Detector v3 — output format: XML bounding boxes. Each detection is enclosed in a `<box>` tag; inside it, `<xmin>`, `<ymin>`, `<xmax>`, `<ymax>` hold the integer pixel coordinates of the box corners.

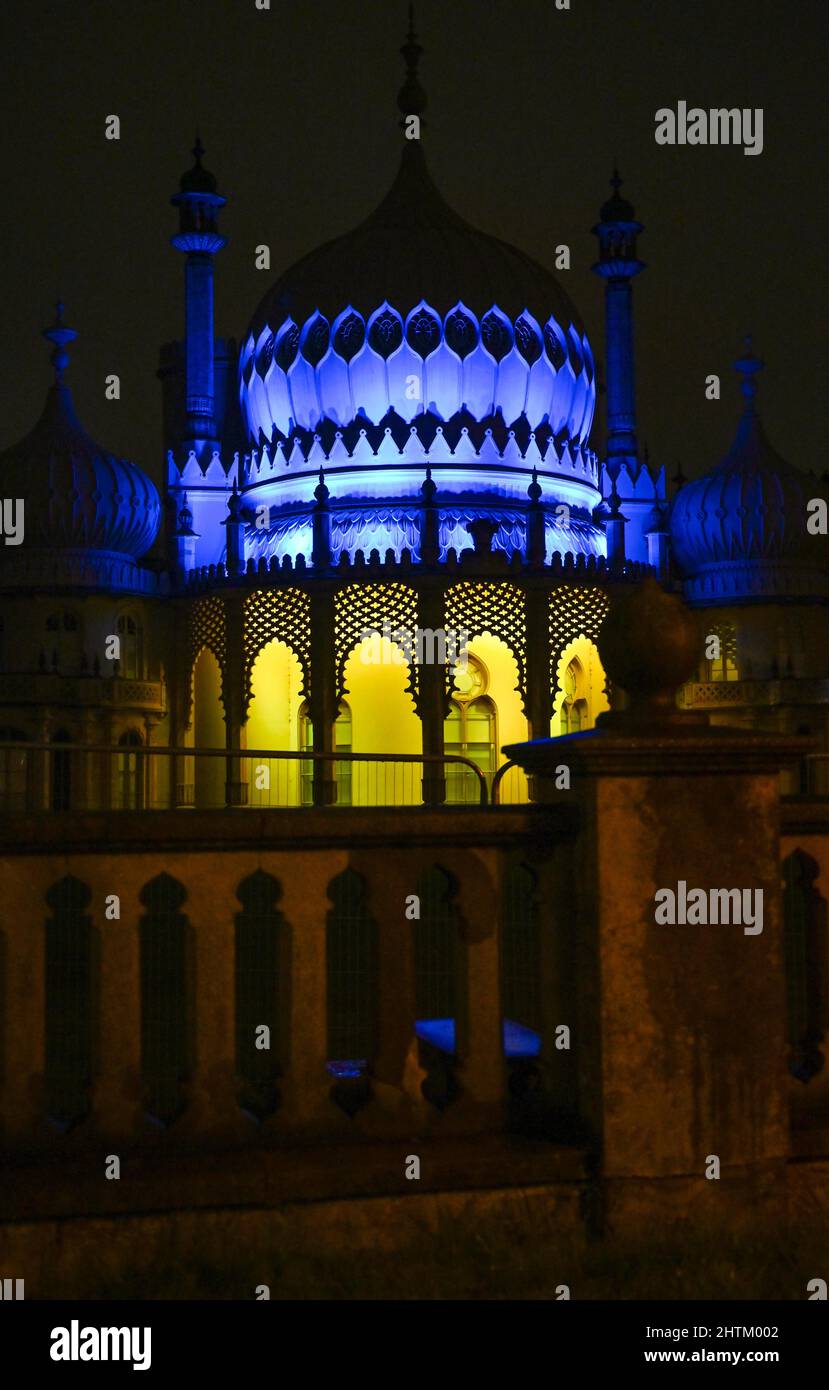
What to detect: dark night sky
<box><xmin>2</xmin><ymin>0</ymin><xmax>826</xmax><ymax>491</ymax></box>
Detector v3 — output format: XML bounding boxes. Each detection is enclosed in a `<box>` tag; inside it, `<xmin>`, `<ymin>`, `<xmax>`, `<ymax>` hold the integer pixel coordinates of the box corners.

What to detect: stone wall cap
<box><xmin>504</xmin><ymin>727</ymin><xmax>815</xmax><ymax>778</ymax></box>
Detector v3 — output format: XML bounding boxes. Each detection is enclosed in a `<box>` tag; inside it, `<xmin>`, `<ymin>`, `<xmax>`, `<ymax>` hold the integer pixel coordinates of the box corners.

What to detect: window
<box><xmin>559</xmin><ymin>658</ymin><xmax>589</xmax><ymax>734</ymax></box>
<box><xmin>299</xmin><ymin>701</ymin><xmax>352</xmax><ymax>806</ymax></box>
<box><xmin>45</xmin><ymin>611</ymin><xmax>82</xmax><ymax>674</ymax></box>
<box><xmin>707</xmin><ymin>626</ymin><xmax>739</xmax><ymax>682</ymax></box>
<box><xmin>117</xmin><ymin>614</ymin><xmax>143</xmax><ymax>679</ymax></box>
<box><xmin>117</xmin><ymin>730</ymin><xmax>142</xmax><ymax>809</ymax></box>
<box><xmin>444</xmin><ymin>655</ymin><xmax>496</xmax><ymax>803</ymax></box>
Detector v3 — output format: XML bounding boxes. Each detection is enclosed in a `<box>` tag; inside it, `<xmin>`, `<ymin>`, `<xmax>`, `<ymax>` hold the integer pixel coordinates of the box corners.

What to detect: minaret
<box><xmin>591</xmin><ymin>169</ymin><xmax>645</xmax><ymax>478</ymax></box>
<box><xmin>170</xmin><ymin>136</ymin><xmax>227</xmax><ymax>457</ymax></box>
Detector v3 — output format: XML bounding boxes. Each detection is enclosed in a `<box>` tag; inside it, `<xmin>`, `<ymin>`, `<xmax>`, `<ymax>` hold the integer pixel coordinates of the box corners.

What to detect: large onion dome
<box><xmin>670</xmin><ymin>344</ymin><xmax>829</xmax><ymax>602</ymax></box>
<box><xmin>228</xmin><ymin>16</ymin><xmax>604</xmax><ymax>572</ymax></box>
<box><xmin>240</xmin><ymin>140</ymin><xmax>595</xmax><ymax>446</ymax></box>
<box><xmin>0</xmin><ymin>307</ymin><xmax>161</xmax><ymax>591</ymax></box>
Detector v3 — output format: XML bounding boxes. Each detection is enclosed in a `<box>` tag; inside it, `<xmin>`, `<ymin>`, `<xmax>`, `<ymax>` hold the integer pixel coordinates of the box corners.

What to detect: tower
<box><xmin>170</xmin><ymin>137</ymin><xmax>227</xmax><ymax>457</ymax></box>
<box><xmin>591</xmin><ymin>168</ymin><xmax>645</xmax><ymax>478</ymax></box>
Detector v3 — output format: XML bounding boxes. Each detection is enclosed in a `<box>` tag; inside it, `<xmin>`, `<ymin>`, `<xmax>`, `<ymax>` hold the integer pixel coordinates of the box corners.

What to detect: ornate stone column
<box><xmin>309</xmin><ymin>584</ymin><xmax>338</xmax><ymax>808</ymax></box>
<box><xmin>506</xmin><ymin>578</ymin><xmax>809</xmax><ymax>1234</ymax></box>
<box><xmin>222</xmin><ymin>592</ymin><xmax>248</xmax><ymax>806</ymax></box>
<box><xmin>417</xmin><ymin>578</ymin><xmax>448</xmax><ymax>806</ymax></box>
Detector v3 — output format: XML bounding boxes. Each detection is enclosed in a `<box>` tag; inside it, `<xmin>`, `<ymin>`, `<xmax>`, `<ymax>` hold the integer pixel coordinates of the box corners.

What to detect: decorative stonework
<box><xmin>185</xmin><ymin>595</ymin><xmax>227</xmax><ymax>719</ymax></box>
<box><xmin>243</xmin><ymin>588</ymin><xmax>312</xmax><ymax>713</ymax></box>
<box><xmin>334</xmin><ymin>582</ymin><xmax>419</xmax><ymax>702</ymax></box>
<box><xmin>445</xmin><ymin>581</ymin><xmax>527</xmax><ymax>701</ymax></box>
<box><xmin>548</xmin><ymin>585</ymin><xmax>609</xmax><ymax>691</ymax></box>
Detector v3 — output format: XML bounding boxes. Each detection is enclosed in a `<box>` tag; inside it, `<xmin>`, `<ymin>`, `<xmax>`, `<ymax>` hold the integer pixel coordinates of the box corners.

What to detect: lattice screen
<box><xmin>184</xmin><ymin>595</ymin><xmax>227</xmax><ymax>720</ymax></box>
<box><xmin>548</xmin><ymin>585</ymin><xmax>609</xmax><ymax>690</ymax></box>
<box><xmin>243</xmin><ymin>588</ymin><xmax>311</xmax><ymax>712</ymax></box>
<box><xmin>444</xmin><ymin>581</ymin><xmax>527</xmax><ymax>701</ymax></box>
<box><xmin>334</xmin><ymin>582</ymin><xmax>419</xmax><ymax>701</ymax></box>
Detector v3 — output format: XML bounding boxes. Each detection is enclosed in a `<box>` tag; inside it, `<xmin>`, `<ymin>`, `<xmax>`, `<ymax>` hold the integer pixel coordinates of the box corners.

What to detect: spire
<box><xmin>734</xmin><ymin>335</ymin><xmax>764</xmax><ymax>414</ymax></box>
<box><xmin>398</xmin><ymin>4</ymin><xmax>426</xmax><ymax>128</ymax></box>
<box><xmin>600</xmin><ymin>165</ymin><xmax>636</xmax><ymax>223</ymax></box>
<box><xmin>179</xmin><ymin>132</ymin><xmax>217</xmax><ymax>194</ymax></box>
<box><xmin>42</xmin><ymin>300</ymin><xmax>77</xmax><ymax>384</ymax></box>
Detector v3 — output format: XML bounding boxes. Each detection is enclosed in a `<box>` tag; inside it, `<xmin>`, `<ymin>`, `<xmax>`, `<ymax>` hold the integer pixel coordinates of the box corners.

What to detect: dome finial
<box><xmin>192</xmin><ymin>131</ymin><xmax>204</xmax><ymax>165</ymax></box>
<box><xmin>42</xmin><ymin>300</ymin><xmax>78</xmax><ymax>383</ymax></box>
<box><xmin>398</xmin><ymin>4</ymin><xmax>426</xmax><ymax>126</ymax></box>
<box><xmin>734</xmin><ymin>334</ymin><xmax>764</xmax><ymax>413</ymax></box>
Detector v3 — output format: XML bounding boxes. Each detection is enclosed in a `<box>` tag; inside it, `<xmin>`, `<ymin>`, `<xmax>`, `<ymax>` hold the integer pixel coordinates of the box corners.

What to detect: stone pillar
<box><xmin>222</xmin><ymin>593</ymin><xmax>248</xmax><ymax>807</ymax></box>
<box><xmin>506</xmin><ymin>578</ymin><xmax>808</xmax><ymax>1232</ymax></box>
<box><xmin>418</xmin><ymin>580</ymin><xmax>447</xmax><ymax>806</ymax></box>
<box><xmin>278</xmin><ymin>858</ymin><xmax>344</xmax><ymax>1132</ymax></box>
<box><xmin>442</xmin><ymin>847</ymin><xmax>505</xmax><ymax>1133</ymax></box>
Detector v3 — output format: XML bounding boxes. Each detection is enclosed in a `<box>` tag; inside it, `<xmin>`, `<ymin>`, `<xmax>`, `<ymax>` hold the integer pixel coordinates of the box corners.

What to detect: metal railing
<box><xmin>0</xmin><ymin>742</ymin><xmax>490</xmax><ymax>811</ymax></box>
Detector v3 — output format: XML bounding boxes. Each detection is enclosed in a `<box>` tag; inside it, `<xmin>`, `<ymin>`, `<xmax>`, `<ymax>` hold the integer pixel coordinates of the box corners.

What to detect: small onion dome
<box><xmin>179</xmin><ymin>135</ymin><xmax>217</xmax><ymax>195</ymax></box>
<box><xmin>599</xmin><ymin>167</ymin><xmax>636</xmax><ymax>223</ymax></box>
<box><xmin>0</xmin><ymin>308</ymin><xmax>160</xmax><ymax>560</ymax></box>
<box><xmin>670</xmin><ymin>344</ymin><xmax>829</xmax><ymax>601</ymax></box>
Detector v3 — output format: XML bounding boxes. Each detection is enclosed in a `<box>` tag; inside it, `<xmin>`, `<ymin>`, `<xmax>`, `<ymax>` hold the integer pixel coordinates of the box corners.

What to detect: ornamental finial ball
<box><xmin>597</xmin><ymin>578</ymin><xmax>703</xmax><ymax>722</ymax></box>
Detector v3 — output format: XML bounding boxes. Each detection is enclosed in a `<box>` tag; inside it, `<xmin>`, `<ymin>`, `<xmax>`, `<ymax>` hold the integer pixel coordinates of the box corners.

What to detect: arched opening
<box><xmin>444</xmin><ymin>654</ymin><xmax>496</xmax><ymax>803</ymax></box>
<box><xmin>552</xmin><ymin>637</ymin><xmax>609</xmax><ymax>737</ymax></box>
<box><xmin>342</xmin><ymin>633</ymin><xmax>420</xmax><ymax>805</ymax></box>
<box><xmin>192</xmin><ymin>647</ymin><xmax>224</xmax><ymax>808</ymax></box>
<box><xmin>50</xmin><ymin>728</ymin><xmax>72</xmax><ymax>812</ymax></box>
<box><xmin>247</xmin><ymin>639</ymin><xmax>305</xmax><ymax>806</ymax></box>
<box><xmin>117</xmin><ymin>613</ymin><xmax>143</xmax><ymax>679</ymax></box>
<box><xmin>451</xmin><ymin>636</ymin><xmax>529</xmax><ymax>802</ymax></box>
<box><xmin>116</xmin><ymin>729</ymin><xmax>143</xmax><ymax>809</ymax></box>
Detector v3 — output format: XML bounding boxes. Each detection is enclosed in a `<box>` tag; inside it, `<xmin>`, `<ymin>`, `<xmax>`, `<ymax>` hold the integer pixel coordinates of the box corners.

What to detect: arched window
<box><xmin>299</xmin><ymin>701</ymin><xmax>352</xmax><ymax>806</ymax></box>
<box><xmin>0</xmin><ymin>727</ymin><xmax>29</xmax><ymax>812</ymax></box>
<box><xmin>444</xmin><ymin>655</ymin><xmax>496</xmax><ymax>802</ymax></box>
<box><xmin>139</xmin><ymin>874</ymin><xmax>192</xmax><ymax>1126</ymax></box>
<box><xmin>117</xmin><ymin>730</ymin><xmax>143</xmax><ymax>809</ymax></box>
<box><xmin>559</xmin><ymin>658</ymin><xmax>589</xmax><ymax>734</ymax></box>
<box><xmin>706</xmin><ymin>625</ymin><xmax>739</xmax><ymax>682</ymax></box>
<box><xmin>44</xmin><ymin>876</ymin><xmax>96</xmax><ymax>1130</ymax></box>
<box><xmin>117</xmin><ymin>614</ymin><xmax>143</xmax><ymax>679</ymax></box>
<box><xmin>45</xmin><ymin>611</ymin><xmax>83</xmax><ymax>675</ymax></box>
<box><xmin>235</xmin><ymin>870</ymin><xmax>285</xmax><ymax>1121</ymax></box>
<box><xmin>50</xmin><ymin>729</ymin><xmax>72</xmax><ymax>812</ymax></box>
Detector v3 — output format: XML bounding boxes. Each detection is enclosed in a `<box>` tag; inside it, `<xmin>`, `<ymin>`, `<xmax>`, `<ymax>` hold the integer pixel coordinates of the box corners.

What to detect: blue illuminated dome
<box><xmin>0</xmin><ymin>307</ymin><xmax>161</xmax><ymax>591</ymax></box>
<box><xmin>670</xmin><ymin>345</ymin><xmax>829</xmax><ymax>603</ymax></box>
<box><xmin>241</xmin><ymin>142</ymin><xmax>595</xmax><ymax>445</ymax></box>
